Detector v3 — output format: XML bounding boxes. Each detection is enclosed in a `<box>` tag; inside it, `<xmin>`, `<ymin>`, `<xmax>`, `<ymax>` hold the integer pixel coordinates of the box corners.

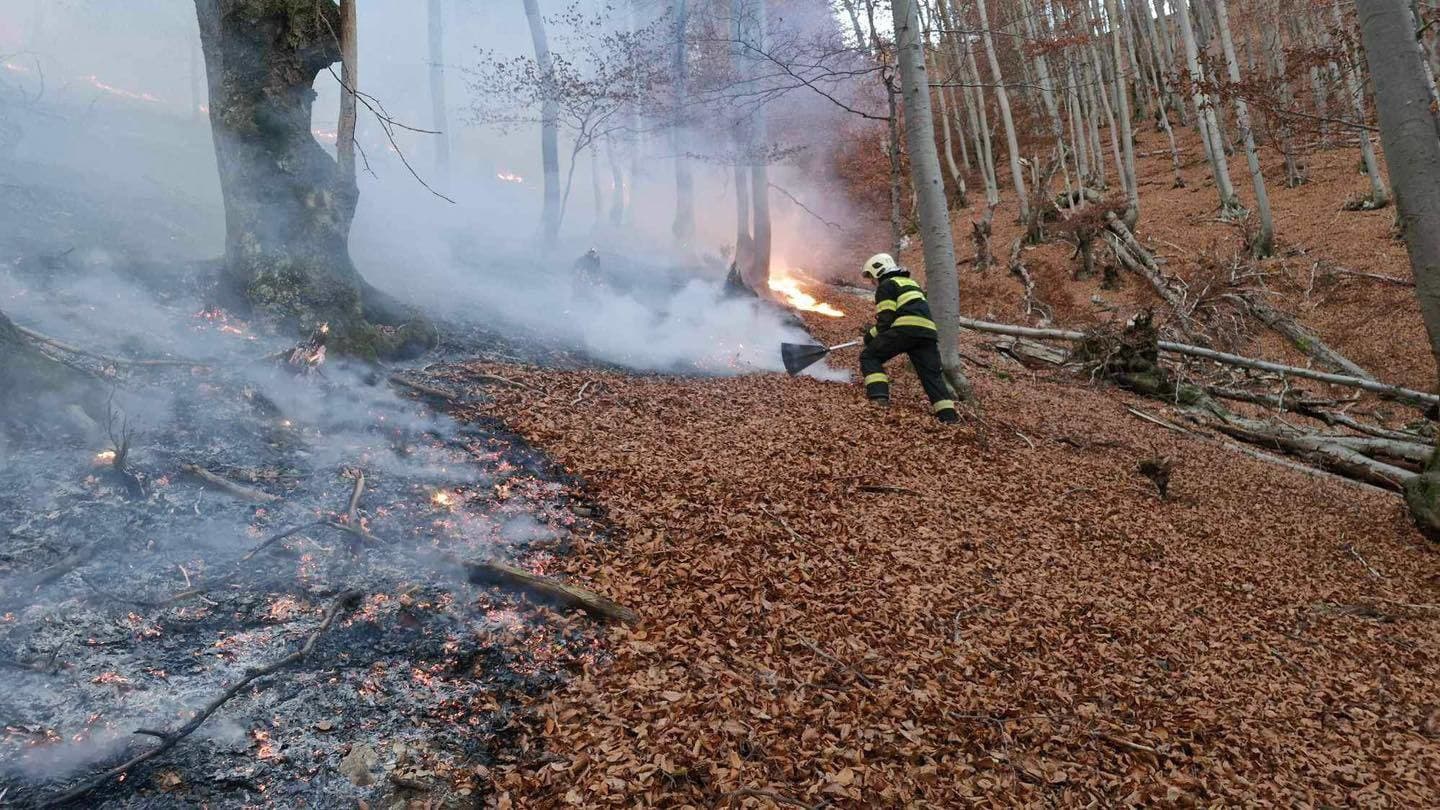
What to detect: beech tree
<box><xmin>523</xmin><ymin>0</ymin><xmax>563</xmax><ymax>242</ymax></box>
<box><xmin>192</xmin><ymin>0</ymin><xmax>432</xmax><ymax>359</ymax></box>
<box><xmin>1356</xmin><ymin>0</ymin><xmax>1440</xmax><ymax>534</ymax></box>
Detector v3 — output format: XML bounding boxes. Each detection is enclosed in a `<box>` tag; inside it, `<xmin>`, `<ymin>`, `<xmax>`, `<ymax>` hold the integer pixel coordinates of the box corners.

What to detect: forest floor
<box><xmin>437</xmin><ymin>130</ymin><xmax>1440</xmax><ymax>807</ymax></box>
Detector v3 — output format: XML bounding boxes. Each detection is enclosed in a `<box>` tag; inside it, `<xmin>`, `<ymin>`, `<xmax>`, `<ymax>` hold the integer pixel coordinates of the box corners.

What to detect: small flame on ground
<box><xmin>95</xmin><ymin>449</ymin><xmax>117</xmax><ymax>465</ymax></box>
<box><xmin>768</xmin><ymin>269</ymin><xmax>845</xmax><ymax>318</ymax></box>
<box><xmin>496</xmin><ymin>172</ymin><xmax>525</xmax><ymax>184</ymax></box>
<box><xmin>432</xmin><ymin>490</ymin><xmax>455</xmax><ymax>508</ymax></box>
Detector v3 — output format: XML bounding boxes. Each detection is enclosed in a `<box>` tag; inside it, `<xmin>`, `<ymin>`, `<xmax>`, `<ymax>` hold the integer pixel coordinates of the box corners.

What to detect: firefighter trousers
<box><xmin>860</xmin><ymin>330</ymin><xmax>958</xmax><ymax>421</ymax></box>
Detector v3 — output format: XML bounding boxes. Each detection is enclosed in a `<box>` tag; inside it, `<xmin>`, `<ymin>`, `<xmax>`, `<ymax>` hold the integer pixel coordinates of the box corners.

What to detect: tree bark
<box><xmin>1174</xmin><ymin>0</ymin><xmax>1240</xmax><ymax>213</ymax></box>
<box><xmin>747</xmin><ymin>0</ymin><xmax>771</xmax><ymax>285</ymax></box>
<box><xmin>976</xmin><ymin>0</ymin><xmax>1028</xmax><ymax>222</ymax></box>
<box><xmin>1357</xmin><ymin>0</ymin><xmax>1440</xmax><ymax>536</ymax></box>
<box><xmin>192</xmin><ymin>0</ymin><xmax>431</xmax><ymax>359</ymax></box>
<box><xmin>1105</xmin><ymin>0</ymin><xmax>1140</xmax><ymax>229</ymax></box>
<box><xmin>523</xmin><ymin>0</ymin><xmax>562</xmax><ymax>242</ymax></box>
<box><xmin>1213</xmin><ymin>0</ymin><xmax>1273</xmax><ymax>255</ymax></box>
<box><xmin>1334</xmin><ymin>0</ymin><xmax>1390</xmax><ymax>207</ymax></box>
<box><xmin>336</xmin><ymin>0</ymin><xmax>358</xmax><ymax>190</ymax></box>
<box><xmin>428</xmin><ymin>0</ymin><xmax>451</xmax><ymax>182</ymax></box>
<box><xmin>893</xmin><ymin>0</ymin><xmax>975</xmax><ymax>402</ymax></box>
<box><xmin>672</xmin><ymin>0</ymin><xmax>696</xmax><ymax>248</ymax></box>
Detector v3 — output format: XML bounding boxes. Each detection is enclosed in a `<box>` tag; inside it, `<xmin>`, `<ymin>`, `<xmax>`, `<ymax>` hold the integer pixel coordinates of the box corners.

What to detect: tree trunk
<box><xmin>961</xmin><ymin>36</ymin><xmax>999</xmax><ymax>203</ymax></box>
<box><xmin>976</xmin><ymin>0</ymin><xmax>1028</xmax><ymax>222</ymax></box>
<box><xmin>748</xmin><ymin>0</ymin><xmax>771</xmax><ymax>285</ymax></box>
<box><xmin>1105</xmin><ymin>0</ymin><xmax>1140</xmax><ymax>229</ymax></box>
<box><xmin>888</xmin><ymin>78</ymin><xmax>904</xmax><ymax>258</ymax></box>
<box><xmin>1357</xmin><ymin>0</ymin><xmax>1440</xmax><ymax>535</ymax></box>
<box><xmin>428</xmin><ymin>0</ymin><xmax>451</xmax><ymax>182</ymax></box>
<box><xmin>1213</xmin><ymin>0</ymin><xmax>1273</xmax><ymax>256</ymax></box>
<box><xmin>1174</xmin><ymin>0</ymin><xmax>1240</xmax><ymax>213</ymax></box>
<box><xmin>1335</xmin><ymin>0</ymin><xmax>1390</xmax><ymax>207</ymax></box>
<box><xmin>523</xmin><ymin>0</ymin><xmax>562</xmax><ymax>242</ymax></box>
<box><xmin>192</xmin><ymin>0</ymin><xmax>430</xmax><ymax>359</ymax></box>
<box><xmin>840</xmin><ymin>0</ymin><xmax>869</xmax><ymax>53</ymax></box>
<box><xmin>734</xmin><ymin>161</ymin><xmax>753</xmax><ymax>271</ymax></box>
<box><xmin>607</xmin><ymin>135</ymin><xmax>625</xmax><ymax>226</ymax></box>
<box><xmin>893</xmin><ymin>0</ymin><xmax>975</xmax><ymax>402</ymax></box>
<box><xmin>672</xmin><ymin>0</ymin><xmax>695</xmax><ymax>248</ymax></box>
<box><xmin>337</xmin><ymin>0</ymin><xmax>358</xmax><ymax>191</ymax></box>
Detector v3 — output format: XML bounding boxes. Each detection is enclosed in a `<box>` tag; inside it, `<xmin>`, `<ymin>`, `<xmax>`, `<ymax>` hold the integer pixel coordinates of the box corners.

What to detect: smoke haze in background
<box><xmin>0</xmin><ymin>0</ymin><xmax>866</xmax><ymax>379</ymax></box>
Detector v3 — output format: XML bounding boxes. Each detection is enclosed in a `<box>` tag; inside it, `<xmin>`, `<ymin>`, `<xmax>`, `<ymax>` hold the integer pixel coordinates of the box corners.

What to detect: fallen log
<box><xmin>465</xmin><ymin>559</ymin><xmax>638</xmax><ymax>624</ymax></box>
<box><xmin>180</xmin><ymin>464</ymin><xmax>281</xmax><ymax>503</ymax></box>
<box><xmin>1194</xmin><ymin>414</ymin><xmax>1415</xmax><ymax>491</ymax></box>
<box><xmin>1227</xmin><ymin>292</ymin><xmax>1376</xmax><ymax>380</ymax></box>
<box><xmin>953</xmin><ymin>316</ymin><xmax>1440</xmax><ymax>408</ymax></box>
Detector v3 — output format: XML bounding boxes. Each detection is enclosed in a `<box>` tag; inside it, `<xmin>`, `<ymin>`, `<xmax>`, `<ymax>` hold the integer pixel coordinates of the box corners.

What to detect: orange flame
<box><xmin>768</xmin><ymin>268</ymin><xmax>844</xmax><ymax>317</ymax></box>
<box><xmin>496</xmin><ymin>172</ymin><xmax>525</xmax><ymax>184</ymax></box>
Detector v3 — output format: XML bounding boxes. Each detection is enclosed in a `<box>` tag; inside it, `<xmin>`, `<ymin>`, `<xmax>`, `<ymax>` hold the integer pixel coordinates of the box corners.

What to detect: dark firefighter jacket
<box><xmin>865</xmin><ymin>270</ymin><xmax>937</xmax><ymax>342</ymax></box>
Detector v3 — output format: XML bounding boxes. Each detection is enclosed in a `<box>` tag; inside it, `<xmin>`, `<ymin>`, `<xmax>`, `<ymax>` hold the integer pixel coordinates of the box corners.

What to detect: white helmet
<box><xmin>862</xmin><ymin>253</ymin><xmax>898</xmax><ymax>279</ymax></box>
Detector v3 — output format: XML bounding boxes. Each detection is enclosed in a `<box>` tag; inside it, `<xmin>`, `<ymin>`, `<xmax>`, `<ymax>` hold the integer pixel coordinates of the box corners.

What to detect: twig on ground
<box><xmin>571</xmin><ymin>380</ymin><xmax>594</xmax><ymax>406</ymax></box>
<box><xmin>239</xmin><ymin>522</ymin><xmax>322</xmax><ymax>563</ymax></box>
<box><xmin>1323</xmin><ymin>266</ymin><xmax>1414</xmax><ymax>287</ymax></box>
<box><xmin>39</xmin><ymin>591</ymin><xmax>363</xmax><ymax>808</ymax></box>
<box><xmin>1124</xmin><ymin>406</ymin><xmax>1190</xmax><ymax>434</ymax></box>
<box><xmin>857</xmin><ymin>484</ymin><xmax>922</xmax><ymax>496</ymax></box>
<box><xmin>388</xmin><ymin>374</ymin><xmax>460</xmax><ymax>402</ymax></box>
<box><xmin>760</xmin><ymin>505</ymin><xmax>805</xmax><ymax>544</ymax></box>
<box><xmin>16</xmin><ymin>324</ymin><xmax>204</xmax><ymax>368</ymax></box>
<box><xmin>790</xmin><ymin>631</ymin><xmax>876</xmax><ymax>688</ymax></box>
<box><xmin>721</xmin><ymin>787</ymin><xmax>822</xmax><ymax>809</ymax></box>
<box><xmin>464</xmin><ymin>558</ymin><xmax>638</xmax><ymax>623</ymax></box>
<box><xmin>180</xmin><ymin>464</ymin><xmax>280</xmax><ymax>504</ymax></box>
<box><xmin>1343</xmin><ymin>543</ymin><xmax>1385</xmax><ymax>580</ymax></box>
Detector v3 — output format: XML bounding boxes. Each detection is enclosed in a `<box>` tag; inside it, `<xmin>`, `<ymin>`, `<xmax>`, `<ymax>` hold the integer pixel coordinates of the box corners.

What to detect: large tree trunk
<box><xmin>672</xmin><ymin>0</ymin><xmax>695</xmax><ymax>248</ymax></box>
<box><xmin>1357</xmin><ymin>0</ymin><xmax>1440</xmax><ymax>536</ymax></box>
<box><xmin>428</xmin><ymin>0</ymin><xmax>451</xmax><ymax>183</ymax></box>
<box><xmin>893</xmin><ymin>0</ymin><xmax>975</xmax><ymax>402</ymax></box>
<box><xmin>523</xmin><ymin>0</ymin><xmax>562</xmax><ymax>243</ymax></box>
<box><xmin>193</xmin><ymin>0</ymin><xmax>431</xmax><ymax>359</ymax></box>
<box><xmin>1334</xmin><ymin>0</ymin><xmax>1390</xmax><ymax>207</ymax></box>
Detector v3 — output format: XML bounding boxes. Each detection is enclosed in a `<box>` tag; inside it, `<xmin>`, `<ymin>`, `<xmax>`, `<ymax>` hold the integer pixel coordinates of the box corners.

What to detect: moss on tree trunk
<box><xmin>195</xmin><ymin>0</ymin><xmax>434</xmax><ymax>360</ymax></box>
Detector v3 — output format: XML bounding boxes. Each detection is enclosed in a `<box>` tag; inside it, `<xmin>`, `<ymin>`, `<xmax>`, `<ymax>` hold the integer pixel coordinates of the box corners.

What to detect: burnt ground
<box><xmin>0</xmin><ymin>156</ymin><xmax>626</xmax><ymax>808</ymax></box>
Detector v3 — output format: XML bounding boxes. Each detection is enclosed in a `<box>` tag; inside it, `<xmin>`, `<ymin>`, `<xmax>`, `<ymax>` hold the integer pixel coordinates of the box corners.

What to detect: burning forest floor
<box><xmin>0</xmin><ymin>257</ymin><xmax>624</xmax><ymax>806</ymax></box>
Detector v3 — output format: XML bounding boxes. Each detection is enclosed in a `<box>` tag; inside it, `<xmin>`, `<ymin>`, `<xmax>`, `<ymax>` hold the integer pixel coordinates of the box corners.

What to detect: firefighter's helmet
<box><xmin>862</xmin><ymin>253</ymin><xmax>898</xmax><ymax>279</ymax></box>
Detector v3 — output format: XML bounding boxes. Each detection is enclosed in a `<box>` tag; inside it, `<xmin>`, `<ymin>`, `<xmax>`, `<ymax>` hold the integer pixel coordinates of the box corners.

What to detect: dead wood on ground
<box><xmin>180</xmin><ymin>464</ymin><xmax>281</xmax><ymax>503</ymax></box>
<box><xmin>465</xmin><ymin>559</ymin><xmax>638</xmax><ymax>624</ymax></box>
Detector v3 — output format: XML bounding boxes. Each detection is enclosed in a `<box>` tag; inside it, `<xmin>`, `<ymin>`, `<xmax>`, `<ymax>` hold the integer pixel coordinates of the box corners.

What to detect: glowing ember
<box><xmin>83</xmin><ymin>74</ymin><xmax>161</xmax><ymax>104</ymax></box>
<box><xmin>768</xmin><ymin>269</ymin><xmax>844</xmax><ymax>317</ymax></box>
<box><xmin>94</xmin><ymin>449</ymin><xmax>117</xmax><ymax>465</ymax></box>
<box><xmin>496</xmin><ymin>172</ymin><xmax>525</xmax><ymax>184</ymax></box>
<box><xmin>431</xmin><ymin>490</ymin><xmax>455</xmax><ymax>508</ymax></box>
<box><xmin>253</xmin><ymin>729</ymin><xmax>279</xmax><ymax>760</ymax></box>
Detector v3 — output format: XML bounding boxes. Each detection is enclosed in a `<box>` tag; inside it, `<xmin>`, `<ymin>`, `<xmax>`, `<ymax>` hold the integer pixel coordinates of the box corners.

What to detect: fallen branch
<box><xmin>1322</xmin><ymin>266</ymin><xmax>1414</xmax><ymax>287</ymax></box>
<box><xmin>39</xmin><ymin>591</ymin><xmax>362</xmax><ymax>808</ymax></box>
<box><xmin>16</xmin><ymin>324</ymin><xmax>204</xmax><ymax>368</ymax></box>
<box><xmin>790</xmin><ymin>632</ymin><xmax>876</xmax><ymax>688</ymax></box>
<box><xmin>388</xmin><ymin>374</ymin><xmax>461</xmax><ymax>402</ymax></box>
<box><xmin>953</xmin><ymin>317</ymin><xmax>1440</xmax><ymax>408</ymax></box>
<box><xmin>571</xmin><ymin>380</ymin><xmax>594</xmax><ymax>407</ymax></box>
<box><xmin>1102</xmin><ymin>212</ymin><xmax>1204</xmax><ymax>344</ymax></box>
<box><xmin>1195</xmin><ymin>414</ymin><xmax>1415</xmax><ymax>491</ymax></box>
<box><xmin>721</xmin><ymin>788</ymin><xmax>819</xmax><ymax>809</ymax></box>
<box><xmin>1227</xmin><ymin>292</ymin><xmax>1375</xmax><ymax>380</ymax></box>
<box><xmin>857</xmin><ymin>484</ymin><xmax>922</xmax><ymax>496</ymax></box>
<box><xmin>465</xmin><ymin>559</ymin><xmax>637</xmax><ymax>624</ymax></box>
<box><xmin>239</xmin><ymin>522</ymin><xmax>322</xmax><ymax>563</ymax></box>
<box><xmin>180</xmin><ymin>464</ymin><xmax>280</xmax><ymax>504</ymax></box>
<box><xmin>4</xmin><ymin>540</ymin><xmax>105</xmax><ymax>605</ymax></box>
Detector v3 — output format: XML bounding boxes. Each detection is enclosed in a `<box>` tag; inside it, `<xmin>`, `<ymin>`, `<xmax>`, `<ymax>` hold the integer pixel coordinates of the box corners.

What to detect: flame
<box><xmin>83</xmin><ymin>74</ymin><xmax>161</xmax><ymax>104</ymax></box>
<box><xmin>431</xmin><ymin>490</ymin><xmax>455</xmax><ymax>508</ymax></box>
<box><xmin>95</xmin><ymin>449</ymin><xmax>117</xmax><ymax>465</ymax></box>
<box><xmin>768</xmin><ymin>268</ymin><xmax>844</xmax><ymax>317</ymax></box>
<box><xmin>496</xmin><ymin>172</ymin><xmax>525</xmax><ymax>184</ymax></box>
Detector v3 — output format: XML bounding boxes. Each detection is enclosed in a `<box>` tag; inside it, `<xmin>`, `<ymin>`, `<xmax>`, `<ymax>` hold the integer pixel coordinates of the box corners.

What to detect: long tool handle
<box><xmin>828</xmin><ymin>340</ymin><xmax>862</xmax><ymax>352</ymax></box>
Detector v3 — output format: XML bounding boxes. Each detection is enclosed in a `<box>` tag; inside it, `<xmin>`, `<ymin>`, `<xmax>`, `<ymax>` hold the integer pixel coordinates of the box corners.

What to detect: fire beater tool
<box><xmin>781</xmin><ymin>340</ymin><xmax>861</xmax><ymax>375</ymax></box>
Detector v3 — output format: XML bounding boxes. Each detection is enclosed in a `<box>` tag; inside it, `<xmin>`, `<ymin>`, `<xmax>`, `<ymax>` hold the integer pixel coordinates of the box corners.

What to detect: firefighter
<box><xmin>859</xmin><ymin>253</ymin><xmax>959</xmax><ymax>423</ymax></box>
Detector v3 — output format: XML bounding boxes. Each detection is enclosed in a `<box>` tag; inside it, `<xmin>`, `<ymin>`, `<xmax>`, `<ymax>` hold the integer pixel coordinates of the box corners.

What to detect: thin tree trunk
<box><xmin>1355</xmin><ymin>0</ymin><xmax>1440</xmax><ymax>534</ymax></box>
<box><xmin>888</xmin><ymin>78</ymin><xmax>904</xmax><ymax>258</ymax></box>
<box><xmin>607</xmin><ymin>135</ymin><xmax>625</xmax><ymax>226</ymax></box>
<box><xmin>428</xmin><ymin>0</ymin><xmax>451</xmax><ymax>182</ymax></box>
<box><xmin>672</xmin><ymin>0</ymin><xmax>695</xmax><ymax>247</ymax></box>
<box><xmin>1213</xmin><ymin>0</ymin><xmax>1273</xmax><ymax>255</ymax></box>
<box><xmin>734</xmin><ymin>161</ymin><xmax>752</xmax><ymax>266</ymax></box>
<box><xmin>1105</xmin><ymin>0</ymin><xmax>1140</xmax><ymax>228</ymax></box>
<box><xmin>1334</xmin><ymin>0</ymin><xmax>1390</xmax><ymax>207</ymax></box>
<box><xmin>748</xmin><ymin>0</ymin><xmax>771</xmax><ymax>284</ymax></box>
<box><xmin>893</xmin><ymin>0</ymin><xmax>975</xmax><ymax>402</ymax></box>
<box><xmin>523</xmin><ymin>0</ymin><xmax>562</xmax><ymax>242</ymax></box>
<box><xmin>1175</xmin><ymin>0</ymin><xmax>1240</xmax><ymax>213</ymax></box>
<box><xmin>337</xmin><ymin>0</ymin><xmax>358</xmax><ymax>189</ymax></box>
<box><xmin>840</xmin><ymin>0</ymin><xmax>870</xmax><ymax>53</ymax></box>
<box><xmin>976</xmin><ymin>0</ymin><xmax>1028</xmax><ymax>221</ymax></box>
<box><xmin>936</xmin><ymin>58</ymin><xmax>968</xmax><ymax>208</ymax></box>
<box><xmin>961</xmin><ymin>37</ymin><xmax>999</xmax><ymax>202</ymax></box>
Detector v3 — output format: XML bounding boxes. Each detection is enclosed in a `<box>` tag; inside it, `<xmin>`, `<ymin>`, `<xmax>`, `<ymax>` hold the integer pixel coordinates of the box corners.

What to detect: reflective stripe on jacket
<box><xmin>871</xmin><ymin>271</ymin><xmax>936</xmax><ymax>337</ymax></box>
